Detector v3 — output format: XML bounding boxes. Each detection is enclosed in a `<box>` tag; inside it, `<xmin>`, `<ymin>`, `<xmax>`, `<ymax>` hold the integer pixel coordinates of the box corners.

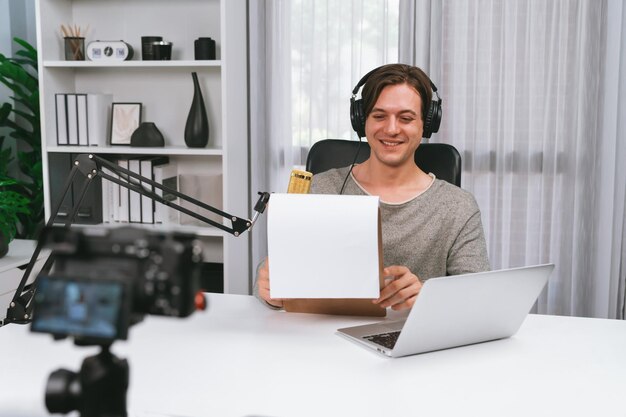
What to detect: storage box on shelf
<box><xmin>35</xmin><ymin>0</ymin><xmax>250</xmax><ymax>293</ymax></box>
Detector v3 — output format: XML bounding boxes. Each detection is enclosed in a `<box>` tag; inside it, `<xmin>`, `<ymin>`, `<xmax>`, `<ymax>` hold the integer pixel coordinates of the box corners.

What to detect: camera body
<box><xmin>31</xmin><ymin>226</ymin><xmax>203</xmax><ymax>345</ymax></box>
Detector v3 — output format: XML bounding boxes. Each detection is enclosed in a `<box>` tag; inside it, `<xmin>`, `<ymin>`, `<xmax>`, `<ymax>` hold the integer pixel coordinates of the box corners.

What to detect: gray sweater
<box><xmin>253</xmin><ymin>166</ymin><xmax>490</xmax><ymax>306</ymax></box>
<box><xmin>310</xmin><ymin>166</ymin><xmax>490</xmax><ymax>280</ymax></box>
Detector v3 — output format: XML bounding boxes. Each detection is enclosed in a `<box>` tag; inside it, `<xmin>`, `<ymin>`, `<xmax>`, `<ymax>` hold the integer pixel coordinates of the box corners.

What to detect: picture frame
<box><xmin>110</xmin><ymin>102</ymin><xmax>142</xmax><ymax>145</ymax></box>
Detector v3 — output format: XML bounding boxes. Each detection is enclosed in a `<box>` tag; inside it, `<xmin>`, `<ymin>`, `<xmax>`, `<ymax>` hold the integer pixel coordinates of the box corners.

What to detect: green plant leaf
<box><xmin>9</xmin><ymin>117</ymin><xmax>37</xmax><ymax>136</ymax></box>
<box><xmin>0</xmin><ymin>177</ymin><xmax>18</xmax><ymax>186</ymax></box>
<box><xmin>0</xmin><ymin>78</ymin><xmax>33</xmax><ymax>102</ymax></box>
<box><xmin>0</xmin><ymin>189</ymin><xmax>30</xmax><ymax>241</ymax></box>
<box><xmin>10</xmin><ymin>129</ymin><xmax>33</xmax><ymax>143</ymax></box>
<box><xmin>0</xmin><ymin>38</ymin><xmax>43</xmax><ymax>240</ymax></box>
<box><xmin>0</xmin><ymin>102</ymin><xmax>10</xmax><ymax>122</ymax></box>
<box><xmin>0</xmin><ymin>189</ymin><xmax>30</xmax><ymax>212</ymax></box>
<box><xmin>5</xmin><ymin>91</ymin><xmax>39</xmax><ymax>117</ymax></box>
<box><xmin>10</xmin><ymin>108</ymin><xmax>37</xmax><ymax>126</ymax></box>
<box><xmin>13</xmin><ymin>38</ymin><xmax>37</xmax><ymax>61</ymax></box>
<box><xmin>0</xmin><ymin>147</ymin><xmax>12</xmax><ymax>170</ymax></box>
<box><xmin>0</xmin><ymin>64</ymin><xmax>37</xmax><ymax>100</ymax></box>
<box><xmin>12</xmin><ymin>57</ymin><xmax>37</xmax><ymax>72</ymax></box>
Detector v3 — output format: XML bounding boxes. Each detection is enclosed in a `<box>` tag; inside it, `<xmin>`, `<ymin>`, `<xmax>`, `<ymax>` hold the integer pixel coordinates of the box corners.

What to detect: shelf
<box><xmin>43</xmin><ymin>60</ymin><xmax>222</xmax><ymax>68</ymax></box>
<box><xmin>58</xmin><ymin>222</ymin><xmax>227</xmax><ymax>238</ymax></box>
<box><xmin>37</xmin><ymin>0</ymin><xmax>250</xmax><ymax>294</ymax></box>
<box><xmin>47</xmin><ymin>146</ymin><xmax>223</xmax><ymax>156</ymax></box>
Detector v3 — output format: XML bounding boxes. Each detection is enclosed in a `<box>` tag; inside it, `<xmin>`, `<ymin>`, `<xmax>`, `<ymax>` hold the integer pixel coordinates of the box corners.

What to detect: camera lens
<box><xmin>45</xmin><ymin>369</ymin><xmax>80</xmax><ymax>413</ymax></box>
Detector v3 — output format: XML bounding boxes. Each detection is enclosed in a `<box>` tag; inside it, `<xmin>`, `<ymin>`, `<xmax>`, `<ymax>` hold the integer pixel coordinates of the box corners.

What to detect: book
<box><xmin>179</xmin><ymin>174</ymin><xmax>223</xmax><ymax>227</ymax></box>
<box><xmin>55</xmin><ymin>94</ymin><xmax>68</xmax><ymax>145</ymax></box>
<box><xmin>105</xmin><ymin>160</ymin><xmax>121</xmax><ymax>223</ymax></box>
<box><xmin>100</xmin><ymin>164</ymin><xmax>118</xmax><ymax>223</ymax></box>
<box><xmin>66</xmin><ymin>94</ymin><xmax>79</xmax><ymax>145</ymax></box>
<box><xmin>48</xmin><ymin>153</ymin><xmax>73</xmax><ymax>221</ymax></box>
<box><xmin>153</xmin><ymin>162</ymin><xmax>179</xmax><ymax>225</ymax></box>
<box><xmin>76</xmin><ymin>94</ymin><xmax>88</xmax><ymax>146</ymax></box>
<box><xmin>87</xmin><ymin>94</ymin><xmax>113</xmax><ymax>146</ymax></box>
<box><xmin>69</xmin><ymin>153</ymin><xmax>102</xmax><ymax>224</ymax></box>
<box><xmin>110</xmin><ymin>164</ymin><xmax>120</xmax><ymax>222</ymax></box>
<box><xmin>138</xmin><ymin>156</ymin><xmax>169</xmax><ymax>224</ymax></box>
<box><xmin>49</xmin><ymin>153</ymin><xmax>103</xmax><ymax>224</ymax></box>
<box><xmin>138</xmin><ymin>157</ymin><xmax>153</xmax><ymax>224</ymax></box>
<box><xmin>117</xmin><ymin>159</ymin><xmax>130</xmax><ymax>223</ymax></box>
<box><xmin>127</xmin><ymin>158</ymin><xmax>142</xmax><ymax>223</ymax></box>
<box><xmin>101</xmin><ymin>170</ymin><xmax>109</xmax><ymax>223</ymax></box>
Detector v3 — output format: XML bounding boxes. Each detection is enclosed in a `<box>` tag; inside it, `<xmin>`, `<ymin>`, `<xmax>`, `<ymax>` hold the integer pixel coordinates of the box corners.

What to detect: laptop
<box><xmin>337</xmin><ymin>264</ymin><xmax>554</xmax><ymax>358</ymax></box>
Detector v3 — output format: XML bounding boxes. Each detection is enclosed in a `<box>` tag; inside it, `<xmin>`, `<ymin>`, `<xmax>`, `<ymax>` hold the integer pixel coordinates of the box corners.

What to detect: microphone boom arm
<box><xmin>2</xmin><ymin>153</ymin><xmax>270</xmax><ymax>326</ymax></box>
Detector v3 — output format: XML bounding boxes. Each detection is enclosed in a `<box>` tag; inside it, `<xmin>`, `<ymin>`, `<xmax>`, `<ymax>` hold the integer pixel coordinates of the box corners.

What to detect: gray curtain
<box><xmin>247</xmin><ymin>0</ymin><xmax>400</xmax><ymax>285</ymax></box>
<box><xmin>248</xmin><ymin>0</ymin><xmax>293</xmax><ymax>282</ymax></box>
<box><xmin>398</xmin><ymin>0</ymin><xmax>441</xmax><ymax>86</ymax></box>
<box><xmin>399</xmin><ymin>0</ymin><xmax>626</xmax><ymax>319</ymax></box>
<box><xmin>1</xmin><ymin>0</ymin><xmax>37</xmax><ymax>179</ymax></box>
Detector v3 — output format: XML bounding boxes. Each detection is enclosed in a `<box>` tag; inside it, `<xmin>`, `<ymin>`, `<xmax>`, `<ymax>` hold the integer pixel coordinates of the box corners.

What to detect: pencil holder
<box><xmin>141</xmin><ymin>36</ymin><xmax>163</xmax><ymax>60</ymax></box>
<box><xmin>64</xmin><ymin>37</ymin><xmax>85</xmax><ymax>60</ymax></box>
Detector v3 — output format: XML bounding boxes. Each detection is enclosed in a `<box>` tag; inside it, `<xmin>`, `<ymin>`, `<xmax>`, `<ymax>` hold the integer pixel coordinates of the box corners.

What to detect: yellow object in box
<box><xmin>287</xmin><ymin>169</ymin><xmax>312</xmax><ymax>194</ymax></box>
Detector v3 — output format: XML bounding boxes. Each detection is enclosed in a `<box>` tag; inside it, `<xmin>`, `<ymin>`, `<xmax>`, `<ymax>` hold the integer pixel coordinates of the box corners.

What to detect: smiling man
<box><xmin>256</xmin><ymin>64</ymin><xmax>490</xmax><ymax>311</ymax></box>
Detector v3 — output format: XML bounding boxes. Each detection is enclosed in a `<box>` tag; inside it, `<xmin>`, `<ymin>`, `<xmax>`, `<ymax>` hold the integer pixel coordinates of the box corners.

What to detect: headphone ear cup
<box><xmin>422</xmin><ymin>98</ymin><xmax>442</xmax><ymax>139</ymax></box>
<box><xmin>423</xmin><ymin>105</ymin><xmax>434</xmax><ymax>139</ymax></box>
<box><xmin>350</xmin><ymin>97</ymin><xmax>367</xmax><ymax>138</ymax></box>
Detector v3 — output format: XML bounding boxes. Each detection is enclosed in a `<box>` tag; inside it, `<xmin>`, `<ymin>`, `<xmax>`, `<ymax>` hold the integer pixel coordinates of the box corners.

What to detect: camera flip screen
<box><xmin>32</xmin><ymin>275</ymin><xmax>126</xmax><ymax>341</ymax></box>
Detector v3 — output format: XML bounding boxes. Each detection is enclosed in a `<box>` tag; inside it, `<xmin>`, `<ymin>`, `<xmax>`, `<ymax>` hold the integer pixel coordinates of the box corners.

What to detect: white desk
<box><xmin>1</xmin><ymin>293</ymin><xmax>625</xmax><ymax>417</ymax></box>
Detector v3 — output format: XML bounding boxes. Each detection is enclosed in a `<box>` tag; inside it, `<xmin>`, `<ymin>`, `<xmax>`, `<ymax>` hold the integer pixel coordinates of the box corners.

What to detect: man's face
<box><xmin>365</xmin><ymin>83</ymin><xmax>423</xmax><ymax>168</ymax></box>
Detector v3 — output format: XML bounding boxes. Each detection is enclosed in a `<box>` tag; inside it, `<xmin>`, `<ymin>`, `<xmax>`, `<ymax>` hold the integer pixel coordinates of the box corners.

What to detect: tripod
<box><xmin>46</xmin><ymin>344</ymin><xmax>129</xmax><ymax>417</ymax></box>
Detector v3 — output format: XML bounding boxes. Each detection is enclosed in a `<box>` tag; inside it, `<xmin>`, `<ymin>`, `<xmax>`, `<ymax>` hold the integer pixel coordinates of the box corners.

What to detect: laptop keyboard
<box><xmin>364</xmin><ymin>331</ymin><xmax>400</xmax><ymax>350</ymax></box>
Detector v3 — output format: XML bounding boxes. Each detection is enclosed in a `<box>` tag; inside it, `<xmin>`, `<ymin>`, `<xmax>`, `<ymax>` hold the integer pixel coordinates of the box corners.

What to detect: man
<box><xmin>256</xmin><ymin>64</ymin><xmax>490</xmax><ymax>311</ymax></box>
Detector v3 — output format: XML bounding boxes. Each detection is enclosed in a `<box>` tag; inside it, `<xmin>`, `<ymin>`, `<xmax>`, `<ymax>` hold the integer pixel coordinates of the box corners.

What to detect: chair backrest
<box><xmin>305</xmin><ymin>139</ymin><xmax>462</xmax><ymax>186</ymax></box>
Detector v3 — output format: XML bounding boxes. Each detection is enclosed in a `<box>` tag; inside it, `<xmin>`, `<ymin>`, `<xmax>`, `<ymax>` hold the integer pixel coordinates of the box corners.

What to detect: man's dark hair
<box><xmin>361</xmin><ymin>64</ymin><xmax>433</xmax><ymax>123</ymax></box>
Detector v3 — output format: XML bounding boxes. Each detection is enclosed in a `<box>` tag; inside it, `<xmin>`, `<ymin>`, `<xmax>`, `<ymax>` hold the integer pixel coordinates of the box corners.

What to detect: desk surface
<box><xmin>0</xmin><ymin>239</ymin><xmax>36</xmax><ymax>274</ymax></box>
<box><xmin>1</xmin><ymin>240</ymin><xmax>49</xmax><ymax>323</ymax></box>
<box><xmin>1</xmin><ymin>293</ymin><xmax>625</xmax><ymax>417</ymax></box>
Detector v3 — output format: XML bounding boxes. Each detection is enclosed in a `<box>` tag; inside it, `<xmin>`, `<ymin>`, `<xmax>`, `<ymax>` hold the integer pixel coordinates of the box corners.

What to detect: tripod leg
<box><xmin>79</xmin><ymin>346</ymin><xmax>129</xmax><ymax>417</ymax></box>
<box><xmin>3</xmin><ymin>165</ymin><xmax>80</xmax><ymax>325</ymax></box>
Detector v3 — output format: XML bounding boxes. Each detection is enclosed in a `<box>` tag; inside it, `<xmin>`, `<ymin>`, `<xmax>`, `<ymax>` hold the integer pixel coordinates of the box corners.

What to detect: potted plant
<box><xmin>0</xmin><ymin>37</ymin><xmax>43</xmax><ymax>256</ymax></box>
<box><xmin>0</xmin><ymin>177</ymin><xmax>31</xmax><ymax>257</ymax></box>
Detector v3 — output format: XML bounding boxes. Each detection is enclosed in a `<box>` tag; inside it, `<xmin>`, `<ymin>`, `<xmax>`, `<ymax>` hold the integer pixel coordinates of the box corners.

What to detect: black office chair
<box><xmin>305</xmin><ymin>139</ymin><xmax>462</xmax><ymax>186</ymax></box>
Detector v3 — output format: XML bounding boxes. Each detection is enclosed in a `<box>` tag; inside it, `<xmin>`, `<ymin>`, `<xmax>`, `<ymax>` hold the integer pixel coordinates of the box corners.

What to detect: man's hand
<box><xmin>374</xmin><ymin>265</ymin><xmax>423</xmax><ymax>311</ymax></box>
<box><xmin>256</xmin><ymin>258</ymin><xmax>284</xmax><ymax>308</ymax></box>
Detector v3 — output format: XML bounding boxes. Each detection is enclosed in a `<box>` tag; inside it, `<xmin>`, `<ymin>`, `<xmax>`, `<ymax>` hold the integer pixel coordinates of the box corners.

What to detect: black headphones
<box><xmin>349</xmin><ymin>66</ymin><xmax>442</xmax><ymax>139</ymax></box>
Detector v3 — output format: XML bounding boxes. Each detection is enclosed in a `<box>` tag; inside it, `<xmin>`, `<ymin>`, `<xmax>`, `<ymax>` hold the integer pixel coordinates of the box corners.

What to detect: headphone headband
<box><xmin>350</xmin><ymin>65</ymin><xmax>442</xmax><ymax>139</ymax></box>
<box><xmin>352</xmin><ymin>67</ymin><xmax>379</xmax><ymax>95</ymax></box>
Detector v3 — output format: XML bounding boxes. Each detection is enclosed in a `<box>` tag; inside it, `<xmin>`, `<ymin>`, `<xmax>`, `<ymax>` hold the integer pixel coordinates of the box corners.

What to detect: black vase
<box><xmin>184</xmin><ymin>72</ymin><xmax>209</xmax><ymax>148</ymax></box>
<box><xmin>131</xmin><ymin>122</ymin><xmax>165</xmax><ymax>147</ymax></box>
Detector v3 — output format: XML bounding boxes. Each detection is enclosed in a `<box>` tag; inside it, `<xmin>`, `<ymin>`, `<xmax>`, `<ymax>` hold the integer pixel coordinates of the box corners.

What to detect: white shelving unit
<box><xmin>35</xmin><ymin>0</ymin><xmax>251</xmax><ymax>294</ymax></box>
<box><xmin>43</xmin><ymin>60</ymin><xmax>223</xmax><ymax>68</ymax></box>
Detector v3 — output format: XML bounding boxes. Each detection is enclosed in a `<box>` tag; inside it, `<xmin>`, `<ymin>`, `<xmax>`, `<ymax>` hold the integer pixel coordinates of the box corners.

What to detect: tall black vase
<box><xmin>184</xmin><ymin>72</ymin><xmax>209</xmax><ymax>148</ymax></box>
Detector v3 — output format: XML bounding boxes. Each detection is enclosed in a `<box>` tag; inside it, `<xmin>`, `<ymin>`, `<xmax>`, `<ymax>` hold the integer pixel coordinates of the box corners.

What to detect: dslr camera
<box><xmin>30</xmin><ymin>226</ymin><xmax>205</xmax><ymax>417</ymax></box>
<box><xmin>31</xmin><ymin>225</ymin><xmax>204</xmax><ymax>343</ymax></box>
